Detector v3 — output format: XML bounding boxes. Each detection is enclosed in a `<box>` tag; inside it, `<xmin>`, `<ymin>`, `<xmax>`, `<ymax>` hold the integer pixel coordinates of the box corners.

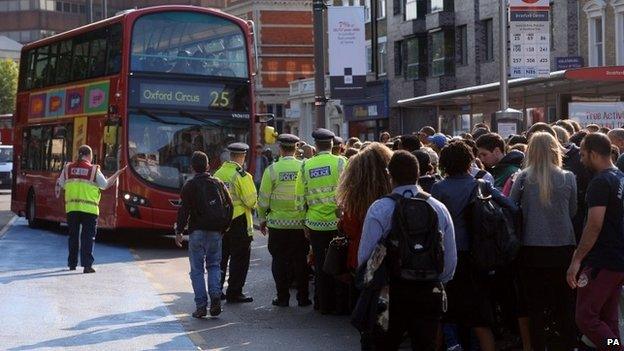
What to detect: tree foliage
<box><xmin>0</xmin><ymin>59</ymin><xmax>18</xmax><ymax>115</ymax></box>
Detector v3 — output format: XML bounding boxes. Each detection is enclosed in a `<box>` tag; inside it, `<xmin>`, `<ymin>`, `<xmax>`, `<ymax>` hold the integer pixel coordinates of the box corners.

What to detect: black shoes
<box><xmin>69</xmin><ymin>266</ymin><xmax>76</xmax><ymax>271</ymax></box>
<box><xmin>272</xmin><ymin>298</ymin><xmax>289</xmax><ymax>307</ymax></box>
<box><xmin>83</xmin><ymin>267</ymin><xmax>96</xmax><ymax>274</ymax></box>
<box><xmin>298</xmin><ymin>298</ymin><xmax>313</xmax><ymax>307</ymax></box>
<box><xmin>226</xmin><ymin>293</ymin><xmax>253</xmax><ymax>303</ymax></box>
<box><xmin>210</xmin><ymin>300</ymin><xmax>222</xmax><ymax>316</ymax></box>
<box><xmin>192</xmin><ymin>307</ymin><xmax>207</xmax><ymax>319</ymax></box>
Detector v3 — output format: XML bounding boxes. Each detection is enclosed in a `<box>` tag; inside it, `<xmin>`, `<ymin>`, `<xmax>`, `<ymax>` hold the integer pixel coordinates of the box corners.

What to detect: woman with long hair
<box><xmin>336</xmin><ymin>142</ymin><xmax>393</xmax><ymax>274</ymax></box>
<box><xmin>509</xmin><ymin>132</ymin><xmax>578</xmax><ymax>351</ymax></box>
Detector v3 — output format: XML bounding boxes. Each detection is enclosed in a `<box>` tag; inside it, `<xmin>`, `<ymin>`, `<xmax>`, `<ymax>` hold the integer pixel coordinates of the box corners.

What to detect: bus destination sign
<box><xmin>130</xmin><ymin>78</ymin><xmax>249</xmax><ymax>116</ymax></box>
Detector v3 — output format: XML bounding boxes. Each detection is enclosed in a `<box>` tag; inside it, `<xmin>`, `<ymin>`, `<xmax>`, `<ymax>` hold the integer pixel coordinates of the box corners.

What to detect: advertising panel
<box><xmin>510</xmin><ymin>0</ymin><xmax>550</xmax><ymax>78</ymax></box>
<box><xmin>328</xmin><ymin>6</ymin><xmax>366</xmax><ymax>99</ymax></box>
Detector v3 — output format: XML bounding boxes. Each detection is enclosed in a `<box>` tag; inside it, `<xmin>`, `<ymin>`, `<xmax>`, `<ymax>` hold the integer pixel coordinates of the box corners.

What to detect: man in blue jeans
<box><xmin>176</xmin><ymin>151</ymin><xmax>233</xmax><ymax>318</ymax></box>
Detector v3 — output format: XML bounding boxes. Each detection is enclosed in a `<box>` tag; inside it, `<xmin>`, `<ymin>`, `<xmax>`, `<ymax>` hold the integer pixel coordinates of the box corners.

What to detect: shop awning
<box><xmin>397</xmin><ymin>66</ymin><xmax>624</xmax><ymax>113</ymax></box>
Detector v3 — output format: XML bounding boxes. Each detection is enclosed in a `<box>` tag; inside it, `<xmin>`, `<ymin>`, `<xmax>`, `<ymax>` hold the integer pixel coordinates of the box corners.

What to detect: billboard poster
<box><xmin>29</xmin><ymin>80</ymin><xmax>109</xmax><ymax>120</ymax></box>
<box><xmin>569</xmin><ymin>102</ymin><xmax>624</xmax><ymax>129</ymax></box>
<box><xmin>510</xmin><ymin>0</ymin><xmax>550</xmax><ymax>78</ymax></box>
<box><xmin>328</xmin><ymin>6</ymin><xmax>366</xmax><ymax>99</ymax></box>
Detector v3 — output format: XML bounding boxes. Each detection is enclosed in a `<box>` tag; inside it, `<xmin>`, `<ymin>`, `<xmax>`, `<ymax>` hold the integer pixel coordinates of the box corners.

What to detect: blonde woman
<box><xmin>509</xmin><ymin>132</ymin><xmax>578</xmax><ymax>351</ymax></box>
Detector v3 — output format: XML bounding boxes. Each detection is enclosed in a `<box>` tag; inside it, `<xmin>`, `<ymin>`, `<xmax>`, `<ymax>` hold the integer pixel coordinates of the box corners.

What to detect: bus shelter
<box><xmin>397</xmin><ymin>66</ymin><xmax>624</xmax><ymax>135</ymax></box>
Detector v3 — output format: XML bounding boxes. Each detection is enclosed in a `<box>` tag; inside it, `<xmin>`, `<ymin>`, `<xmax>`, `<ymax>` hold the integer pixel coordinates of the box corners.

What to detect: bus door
<box><xmin>88</xmin><ymin>117</ymin><xmax>120</xmax><ymax>228</ymax></box>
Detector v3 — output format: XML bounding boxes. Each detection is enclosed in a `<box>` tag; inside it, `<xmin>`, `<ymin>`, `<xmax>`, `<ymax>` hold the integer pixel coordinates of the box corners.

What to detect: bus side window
<box><xmin>106</xmin><ymin>24</ymin><xmax>122</xmax><ymax>75</ymax></box>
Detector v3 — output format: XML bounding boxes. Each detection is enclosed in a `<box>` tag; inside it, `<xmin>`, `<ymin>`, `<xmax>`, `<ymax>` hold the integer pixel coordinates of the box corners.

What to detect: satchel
<box><xmin>323</xmin><ymin>235</ymin><xmax>349</xmax><ymax>276</ymax></box>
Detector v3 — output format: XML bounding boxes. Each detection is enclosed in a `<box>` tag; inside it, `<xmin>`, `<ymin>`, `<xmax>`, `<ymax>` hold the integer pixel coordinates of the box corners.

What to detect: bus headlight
<box><xmin>122</xmin><ymin>192</ymin><xmax>149</xmax><ymax>207</ymax></box>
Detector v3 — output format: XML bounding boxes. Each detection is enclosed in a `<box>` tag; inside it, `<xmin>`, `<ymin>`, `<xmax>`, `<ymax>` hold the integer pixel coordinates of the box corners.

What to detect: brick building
<box><xmin>0</xmin><ymin>0</ymin><xmax>224</xmax><ymax>44</ymax></box>
<box><xmin>225</xmin><ymin>0</ymin><xmax>314</xmax><ymax>135</ymax></box>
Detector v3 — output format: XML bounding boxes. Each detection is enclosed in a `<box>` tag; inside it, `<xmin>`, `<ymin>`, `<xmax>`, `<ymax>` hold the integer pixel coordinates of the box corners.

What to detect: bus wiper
<box><xmin>138</xmin><ymin>108</ymin><xmax>184</xmax><ymax>126</ymax></box>
<box><xmin>178</xmin><ymin>110</ymin><xmax>220</xmax><ymax>127</ymax></box>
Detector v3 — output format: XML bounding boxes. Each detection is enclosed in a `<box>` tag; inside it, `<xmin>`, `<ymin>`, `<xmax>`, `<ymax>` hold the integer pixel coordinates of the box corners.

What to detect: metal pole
<box><xmin>103</xmin><ymin>0</ymin><xmax>107</xmax><ymax>19</ymax></box>
<box><xmin>313</xmin><ymin>0</ymin><xmax>326</xmax><ymax>129</ymax></box>
<box><xmin>371</xmin><ymin>0</ymin><xmax>378</xmax><ymax>80</ymax></box>
<box><xmin>499</xmin><ymin>0</ymin><xmax>508</xmax><ymax>111</ymax></box>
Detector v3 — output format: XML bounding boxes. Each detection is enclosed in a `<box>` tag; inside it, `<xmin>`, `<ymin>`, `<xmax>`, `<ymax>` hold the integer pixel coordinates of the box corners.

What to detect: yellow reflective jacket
<box><xmin>214</xmin><ymin>161</ymin><xmax>257</xmax><ymax>236</ymax></box>
<box><xmin>296</xmin><ymin>151</ymin><xmax>346</xmax><ymax>231</ymax></box>
<box><xmin>258</xmin><ymin>156</ymin><xmax>305</xmax><ymax>229</ymax></box>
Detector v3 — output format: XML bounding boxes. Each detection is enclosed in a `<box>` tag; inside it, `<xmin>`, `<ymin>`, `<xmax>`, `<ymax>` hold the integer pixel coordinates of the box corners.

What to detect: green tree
<box><xmin>0</xmin><ymin>59</ymin><xmax>18</xmax><ymax>115</ymax></box>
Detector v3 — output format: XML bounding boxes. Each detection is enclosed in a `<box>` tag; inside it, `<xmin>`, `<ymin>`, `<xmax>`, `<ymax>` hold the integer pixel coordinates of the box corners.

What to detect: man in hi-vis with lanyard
<box><xmin>57</xmin><ymin>145</ymin><xmax>125</xmax><ymax>273</ymax></box>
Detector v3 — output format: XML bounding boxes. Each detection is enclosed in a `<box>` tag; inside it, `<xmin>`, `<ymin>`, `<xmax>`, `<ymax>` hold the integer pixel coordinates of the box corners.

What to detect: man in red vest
<box><xmin>57</xmin><ymin>145</ymin><xmax>125</xmax><ymax>273</ymax></box>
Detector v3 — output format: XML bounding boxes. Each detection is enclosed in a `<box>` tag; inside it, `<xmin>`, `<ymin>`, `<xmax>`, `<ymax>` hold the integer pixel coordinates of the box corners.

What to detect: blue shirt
<box><xmin>357</xmin><ymin>184</ymin><xmax>457</xmax><ymax>284</ymax></box>
<box><xmin>431</xmin><ymin>174</ymin><xmax>517</xmax><ymax>251</ymax></box>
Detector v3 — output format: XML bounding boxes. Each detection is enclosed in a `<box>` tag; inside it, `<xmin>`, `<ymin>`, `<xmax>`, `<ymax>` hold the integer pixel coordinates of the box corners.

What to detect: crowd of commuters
<box><xmin>174</xmin><ymin>119</ymin><xmax>624</xmax><ymax>350</ymax></box>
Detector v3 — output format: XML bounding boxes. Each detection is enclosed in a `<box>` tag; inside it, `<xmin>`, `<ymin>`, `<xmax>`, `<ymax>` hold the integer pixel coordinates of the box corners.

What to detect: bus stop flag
<box><xmin>328</xmin><ymin>6</ymin><xmax>366</xmax><ymax>99</ymax></box>
<box><xmin>509</xmin><ymin>0</ymin><xmax>550</xmax><ymax>78</ymax></box>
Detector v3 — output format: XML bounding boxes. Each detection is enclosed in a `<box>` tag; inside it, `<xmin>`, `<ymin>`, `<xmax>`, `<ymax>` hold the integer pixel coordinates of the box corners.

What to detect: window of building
<box><xmin>431</xmin><ymin>0</ymin><xmax>443</xmax><ymax>13</ymax></box>
<box><xmin>393</xmin><ymin>0</ymin><xmax>402</xmax><ymax>16</ymax></box>
<box><xmin>365</xmin><ymin>0</ymin><xmax>371</xmax><ymax>22</ymax></box>
<box><xmin>431</xmin><ymin>31</ymin><xmax>445</xmax><ymax>76</ymax></box>
<box><xmin>405</xmin><ymin>0</ymin><xmax>417</xmax><ymax>21</ymax></box>
<box><xmin>62</xmin><ymin>2</ymin><xmax>69</xmax><ymax>12</ymax></box>
<box><xmin>430</xmin><ymin>30</ymin><xmax>455</xmax><ymax>77</ymax></box>
<box><xmin>613</xmin><ymin>0</ymin><xmax>624</xmax><ymax>65</ymax></box>
<box><xmin>405</xmin><ymin>37</ymin><xmax>420</xmax><ymax>79</ymax></box>
<box><xmin>378</xmin><ymin>36</ymin><xmax>387</xmax><ymax>76</ymax></box>
<box><xmin>378</xmin><ymin>0</ymin><xmax>386</xmax><ymax>19</ymax></box>
<box><xmin>71</xmin><ymin>3</ymin><xmax>77</xmax><ymax>13</ymax></box>
<box><xmin>366</xmin><ymin>40</ymin><xmax>373</xmax><ymax>73</ymax></box>
<box><xmin>584</xmin><ymin>0</ymin><xmax>606</xmax><ymax>67</ymax></box>
<box><xmin>484</xmin><ymin>19</ymin><xmax>494</xmax><ymax>61</ymax></box>
<box><xmin>19</xmin><ymin>0</ymin><xmax>29</xmax><ymax>10</ymax></box>
<box><xmin>55</xmin><ymin>1</ymin><xmax>61</xmax><ymax>11</ymax></box>
<box><xmin>394</xmin><ymin>41</ymin><xmax>403</xmax><ymax>76</ymax></box>
<box><xmin>457</xmin><ymin>24</ymin><xmax>468</xmax><ymax>65</ymax></box>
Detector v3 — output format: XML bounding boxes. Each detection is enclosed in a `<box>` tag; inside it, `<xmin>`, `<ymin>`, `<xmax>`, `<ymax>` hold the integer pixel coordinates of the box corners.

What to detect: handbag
<box><xmin>323</xmin><ymin>235</ymin><xmax>349</xmax><ymax>276</ymax></box>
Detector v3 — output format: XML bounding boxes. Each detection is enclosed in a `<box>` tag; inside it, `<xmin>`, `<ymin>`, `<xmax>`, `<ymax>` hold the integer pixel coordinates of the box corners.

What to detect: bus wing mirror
<box><xmin>255</xmin><ymin>113</ymin><xmax>274</xmax><ymax>124</ymax></box>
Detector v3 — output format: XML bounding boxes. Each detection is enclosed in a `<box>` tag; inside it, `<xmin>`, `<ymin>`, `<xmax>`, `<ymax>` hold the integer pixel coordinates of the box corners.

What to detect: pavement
<box><xmin>0</xmin><ymin>191</ymin><xmax>360</xmax><ymax>350</ymax></box>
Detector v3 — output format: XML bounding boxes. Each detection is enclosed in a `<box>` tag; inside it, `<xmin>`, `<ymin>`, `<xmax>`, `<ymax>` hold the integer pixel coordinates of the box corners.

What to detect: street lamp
<box><xmin>313</xmin><ymin>0</ymin><xmax>327</xmax><ymax>129</ymax></box>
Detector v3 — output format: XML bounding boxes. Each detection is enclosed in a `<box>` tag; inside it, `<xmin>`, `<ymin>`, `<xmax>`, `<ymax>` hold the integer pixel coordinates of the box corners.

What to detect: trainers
<box><xmin>83</xmin><ymin>267</ymin><xmax>96</xmax><ymax>274</ymax></box>
<box><xmin>209</xmin><ymin>300</ymin><xmax>222</xmax><ymax>317</ymax></box>
<box><xmin>192</xmin><ymin>307</ymin><xmax>207</xmax><ymax>319</ymax></box>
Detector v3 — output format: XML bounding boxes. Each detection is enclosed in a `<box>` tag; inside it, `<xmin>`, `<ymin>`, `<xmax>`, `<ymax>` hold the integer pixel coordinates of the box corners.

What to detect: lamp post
<box><xmin>313</xmin><ymin>0</ymin><xmax>327</xmax><ymax>129</ymax></box>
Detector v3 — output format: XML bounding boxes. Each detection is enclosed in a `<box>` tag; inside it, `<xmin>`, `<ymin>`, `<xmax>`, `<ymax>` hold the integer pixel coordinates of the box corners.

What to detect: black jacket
<box><xmin>563</xmin><ymin>143</ymin><xmax>592</xmax><ymax>240</ymax></box>
<box><xmin>175</xmin><ymin>173</ymin><xmax>233</xmax><ymax>234</ymax></box>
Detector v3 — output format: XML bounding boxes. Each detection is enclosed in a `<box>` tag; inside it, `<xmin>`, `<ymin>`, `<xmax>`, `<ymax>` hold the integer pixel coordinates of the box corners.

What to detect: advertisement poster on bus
<box><xmin>28</xmin><ymin>81</ymin><xmax>109</xmax><ymax>120</ymax></box>
<box><xmin>328</xmin><ymin>6</ymin><xmax>366</xmax><ymax>99</ymax></box>
<box><xmin>509</xmin><ymin>0</ymin><xmax>550</xmax><ymax>78</ymax></box>
<box><xmin>569</xmin><ymin>102</ymin><xmax>624</xmax><ymax>129</ymax></box>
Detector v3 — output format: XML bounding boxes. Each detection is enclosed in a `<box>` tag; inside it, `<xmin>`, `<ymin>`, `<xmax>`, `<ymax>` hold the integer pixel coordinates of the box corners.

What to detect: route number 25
<box><xmin>210</xmin><ymin>91</ymin><xmax>230</xmax><ymax>108</ymax></box>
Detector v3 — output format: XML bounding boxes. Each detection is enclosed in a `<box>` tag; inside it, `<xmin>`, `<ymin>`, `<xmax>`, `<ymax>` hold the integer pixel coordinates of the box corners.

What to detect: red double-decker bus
<box><xmin>11</xmin><ymin>6</ymin><xmax>257</xmax><ymax>231</ymax></box>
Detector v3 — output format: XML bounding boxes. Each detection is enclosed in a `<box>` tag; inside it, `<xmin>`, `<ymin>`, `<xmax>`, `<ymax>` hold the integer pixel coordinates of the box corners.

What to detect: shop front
<box><xmin>342</xmin><ymin>80</ymin><xmax>389</xmax><ymax>141</ymax></box>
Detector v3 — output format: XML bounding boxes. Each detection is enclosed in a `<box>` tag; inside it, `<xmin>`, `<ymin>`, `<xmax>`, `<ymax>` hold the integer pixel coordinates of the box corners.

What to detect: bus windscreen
<box><xmin>131</xmin><ymin>12</ymin><xmax>248</xmax><ymax>79</ymax></box>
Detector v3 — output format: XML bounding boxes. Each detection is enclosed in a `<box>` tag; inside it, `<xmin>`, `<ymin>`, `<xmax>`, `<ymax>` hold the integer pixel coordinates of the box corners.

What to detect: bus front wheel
<box><xmin>27</xmin><ymin>191</ymin><xmax>43</xmax><ymax>229</ymax></box>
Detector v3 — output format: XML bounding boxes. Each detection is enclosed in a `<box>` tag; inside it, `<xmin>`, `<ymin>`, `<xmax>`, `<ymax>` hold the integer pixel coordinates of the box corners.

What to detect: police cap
<box><xmin>333</xmin><ymin>136</ymin><xmax>344</xmax><ymax>145</ymax></box>
<box><xmin>227</xmin><ymin>142</ymin><xmax>250</xmax><ymax>154</ymax></box>
<box><xmin>312</xmin><ymin>128</ymin><xmax>335</xmax><ymax>141</ymax></box>
<box><xmin>277</xmin><ymin>133</ymin><xmax>300</xmax><ymax>147</ymax></box>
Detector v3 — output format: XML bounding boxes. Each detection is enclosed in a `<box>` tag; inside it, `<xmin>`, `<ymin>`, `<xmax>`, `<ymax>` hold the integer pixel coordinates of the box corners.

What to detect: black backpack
<box><xmin>467</xmin><ymin>180</ymin><xmax>520</xmax><ymax>271</ymax></box>
<box><xmin>384</xmin><ymin>192</ymin><xmax>444</xmax><ymax>282</ymax></box>
<box><xmin>191</xmin><ymin>175</ymin><xmax>233</xmax><ymax>232</ymax></box>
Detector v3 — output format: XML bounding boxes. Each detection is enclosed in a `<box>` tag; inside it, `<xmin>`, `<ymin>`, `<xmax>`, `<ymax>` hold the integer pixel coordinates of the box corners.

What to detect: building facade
<box><xmin>225</xmin><ymin>0</ymin><xmax>315</xmax><ymax>138</ymax></box>
<box><xmin>579</xmin><ymin>0</ymin><xmax>623</xmax><ymax>67</ymax></box>
<box><xmin>0</xmin><ymin>0</ymin><xmax>224</xmax><ymax>44</ymax></box>
<box><xmin>387</xmin><ymin>0</ymin><xmax>580</xmax><ymax>135</ymax></box>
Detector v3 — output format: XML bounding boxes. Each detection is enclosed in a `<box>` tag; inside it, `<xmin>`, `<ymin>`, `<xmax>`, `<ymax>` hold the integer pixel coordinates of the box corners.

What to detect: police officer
<box><xmin>56</xmin><ymin>145</ymin><xmax>125</xmax><ymax>273</ymax></box>
<box><xmin>258</xmin><ymin>134</ymin><xmax>311</xmax><ymax>307</ymax></box>
<box><xmin>214</xmin><ymin>142</ymin><xmax>257</xmax><ymax>303</ymax></box>
<box><xmin>297</xmin><ymin>128</ymin><xmax>347</xmax><ymax>314</ymax></box>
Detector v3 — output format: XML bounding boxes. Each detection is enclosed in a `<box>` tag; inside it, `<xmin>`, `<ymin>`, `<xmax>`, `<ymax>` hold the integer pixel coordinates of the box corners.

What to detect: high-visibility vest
<box><xmin>214</xmin><ymin>161</ymin><xmax>257</xmax><ymax>236</ymax></box>
<box><xmin>258</xmin><ymin>156</ymin><xmax>305</xmax><ymax>229</ymax></box>
<box><xmin>298</xmin><ymin>151</ymin><xmax>345</xmax><ymax>231</ymax></box>
<box><xmin>63</xmin><ymin>161</ymin><xmax>101</xmax><ymax>216</ymax></box>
